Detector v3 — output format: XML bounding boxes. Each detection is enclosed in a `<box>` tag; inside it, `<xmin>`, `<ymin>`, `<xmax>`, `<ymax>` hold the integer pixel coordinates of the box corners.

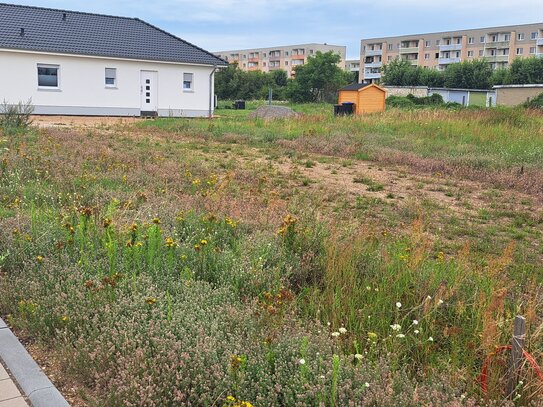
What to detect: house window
<box><xmin>436</xmin><ymin>39</ymin><xmax>440</xmax><ymax>45</ymax></box>
<box><xmin>531</xmin><ymin>32</ymin><xmax>538</xmax><ymax>39</ymax></box>
<box><xmin>285</xmin><ymin>51</ymin><xmax>289</xmax><ymax>56</ymax></box>
<box><xmin>479</xmin><ymin>50</ymin><xmax>484</xmax><ymax>57</ymax></box>
<box><xmin>424</xmin><ymin>53</ymin><xmax>430</xmax><ymax>60</ymax></box>
<box><xmin>468</xmin><ymin>50</ymin><xmax>474</xmax><ymax>57</ymax></box>
<box><xmin>518</xmin><ymin>33</ymin><xmax>525</xmax><ymax>40</ymax></box>
<box><xmin>388</xmin><ymin>44</ymin><xmax>393</xmax><ymax>50</ymax></box>
<box><xmin>480</xmin><ymin>36</ymin><xmax>485</xmax><ymax>43</ymax></box>
<box><xmin>516</xmin><ymin>48</ymin><xmax>523</xmax><ymax>55</ymax></box>
<box><xmin>530</xmin><ymin>47</ymin><xmax>536</xmax><ymax>54</ymax></box>
<box><xmin>468</xmin><ymin>37</ymin><xmax>474</xmax><ymax>44</ymax></box>
<box><xmin>504</xmin><ymin>34</ymin><xmax>510</xmax><ymax>41</ymax></box>
<box><xmin>435</xmin><ymin>52</ymin><xmax>439</xmax><ymax>58</ymax></box>
<box><xmin>105</xmin><ymin>68</ymin><xmax>116</xmax><ymax>87</ymax></box>
<box><xmin>425</xmin><ymin>40</ymin><xmax>430</xmax><ymax>47</ymax></box>
<box><xmin>37</xmin><ymin>64</ymin><xmax>59</xmax><ymax>88</ymax></box>
<box><xmin>183</xmin><ymin>73</ymin><xmax>193</xmax><ymax>90</ymax></box>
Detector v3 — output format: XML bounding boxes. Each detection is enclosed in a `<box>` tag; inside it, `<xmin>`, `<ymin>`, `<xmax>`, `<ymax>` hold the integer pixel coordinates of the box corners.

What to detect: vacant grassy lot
<box><xmin>1</xmin><ymin>105</ymin><xmax>542</xmax><ymax>406</ymax></box>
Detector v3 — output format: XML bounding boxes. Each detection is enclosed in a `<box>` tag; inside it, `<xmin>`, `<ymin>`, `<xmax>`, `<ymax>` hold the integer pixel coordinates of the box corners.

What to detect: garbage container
<box><xmin>233</xmin><ymin>100</ymin><xmax>246</xmax><ymax>110</ymax></box>
<box><xmin>333</xmin><ymin>104</ymin><xmax>344</xmax><ymax>116</ymax></box>
<box><xmin>342</xmin><ymin>102</ymin><xmax>355</xmax><ymax>115</ymax></box>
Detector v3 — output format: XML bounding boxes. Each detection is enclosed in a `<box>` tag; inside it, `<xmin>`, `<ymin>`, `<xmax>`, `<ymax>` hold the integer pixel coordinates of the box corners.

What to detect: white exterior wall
<box><xmin>0</xmin><ymin>49</ymin><xmax>217</xmax><ymax>117</ymax></box>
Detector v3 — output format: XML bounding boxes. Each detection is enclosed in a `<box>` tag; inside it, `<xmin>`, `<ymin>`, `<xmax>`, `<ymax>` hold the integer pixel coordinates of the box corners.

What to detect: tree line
<box><xmin>381</xmin><ymin>57</ymin><xmax>543</xmax><ymax>89</ymax></box>
<box><xmin>215</xmin><ymin>51</ymin><xmax>356</xmax><ymax>102</ymax></box>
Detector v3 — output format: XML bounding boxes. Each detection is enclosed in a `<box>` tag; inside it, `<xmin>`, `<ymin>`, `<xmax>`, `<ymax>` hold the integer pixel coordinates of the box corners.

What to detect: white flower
<box><xmin>354</xmin><ymin>354</ymin><xmax>363</xmax><ymax>360</ymax></box>
<box><xmin>327</xmin><ymin>322</ymin><xmax>331</xmax><ymax>326</ymax></box>
<box><xmin>426</xmin><ymin>295</ymin><xmax>432</xmax><ymax>300</ymax></box>
<box><xmin>339</xmin><ymin>327</ymin><xmax>347</xmax><ymax>334</ymax></box>
<box><xmin>396</xmin><ymin>302</ymin><xmax>402</xmax><ymax>309</ymax></box>
<box><xmin>396</xmin><ymin>334</ymin><xmax>406</xmax><ymax>338</ymax></box>
<box><xmin>414</xmin><ymin>330</ymin><xmax>420</xmax><ymax>334</ymax></box>
<box><xmin>366</xmin><ymin>286</ymin><xmax>371</xmax><ymax>291</ymax></box>
<box><xmin>364</xmin><ymin>382</ymin><xmax>370</xmax><ymax>388</ymax></box>
<box><xmin>412</xmin><ymin>320</ymin><xmax>419</xmax><ymax>325</ymax></box>
<box><xmin>428</xmin><ymin>336</ymin><xmax>434</xmax><ymax>342</ymax></box>
<box><xmin>320</xmin><ymin>375</ymin><xmax>325</xmax><ymax>379</ymax></box>
<box><xmin>438</xmin><ymin>299</ymin><xmax>444</xmax><ymax>305</ymax></box>
<box><xmin>390</xmin><ymin>324</ymin><xmax>401</xmax><ymax>331</ymax></box>
<box><xmin>299</xmin><ymin>358</ymin><xmax>306</xmax><ymax>365</ymax></box>
<box><xmin>331</xmin><ymin>332</ymin><xmax>340</xmax><ymax>337</ymax></box>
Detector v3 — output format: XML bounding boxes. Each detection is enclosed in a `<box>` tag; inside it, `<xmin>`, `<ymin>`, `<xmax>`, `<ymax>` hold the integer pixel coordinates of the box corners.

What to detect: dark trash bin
<box><xmin>342</xmin><ymin>102</ymin><xmax>355</xmax><ymax>115</ymax></box>
<box><xmin>333</xmin><ymin>104</ymin><xmax>344</xmax><ymax>116</ymax></box>
<box><xmin>233</xmin><ymin>100</ymin><xmax>246</xmax><ymax>110</ymax></box>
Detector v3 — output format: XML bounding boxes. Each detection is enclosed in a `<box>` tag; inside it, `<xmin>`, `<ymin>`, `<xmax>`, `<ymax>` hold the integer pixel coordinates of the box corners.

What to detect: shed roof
<box><xmin>339</xmin><ymin>83</ymin><xmax>385</xmax><ymax>92</ymax></box>
<box><xmin>0</xmin><ymin>2</ymin><xmax>227</xmax><ymax>66</ymax></box>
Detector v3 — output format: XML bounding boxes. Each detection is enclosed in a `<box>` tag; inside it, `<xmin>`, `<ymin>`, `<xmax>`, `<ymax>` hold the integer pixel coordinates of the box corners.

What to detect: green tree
<box><xmin>443</xmin><ymin>59</ymin><xmax>493</xmax><ymax>89</ymax></box>
<box><xmin>286</xmin><ymin>51</ymin><xmax>350</xmax><ymax>103</ymax></box>
<box><xmin>381</xmin><ymin>58</ymin><xmax>421</xmax><ymax>86</ymax></box>
<box><xmin>507</xmin><ymin>57</ymin><xmax>543</xmax><ymax>84</ymax></box>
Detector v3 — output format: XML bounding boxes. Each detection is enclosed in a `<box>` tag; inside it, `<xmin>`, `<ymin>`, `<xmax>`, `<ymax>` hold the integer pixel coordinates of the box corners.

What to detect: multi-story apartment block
<box><xmin>345</xmin><ymin>59</ymin><xmax>361</xmax><ymax>75</ymax></box>
<box><xmin>214</xmin><ymin>43</ymin><xmax>346</xmax><ymax>78</ymax></box>
<box><xmin>359</xmin><ymin>23</ymin><xmax>543</xmax><ymax>83</ymax></box>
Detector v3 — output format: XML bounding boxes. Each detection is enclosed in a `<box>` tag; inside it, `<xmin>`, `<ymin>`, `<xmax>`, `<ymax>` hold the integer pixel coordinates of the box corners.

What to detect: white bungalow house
<box><xmin>0</xmin><ymin>3</ymin><xmax>227</xmax><ymax>117</ymax></box>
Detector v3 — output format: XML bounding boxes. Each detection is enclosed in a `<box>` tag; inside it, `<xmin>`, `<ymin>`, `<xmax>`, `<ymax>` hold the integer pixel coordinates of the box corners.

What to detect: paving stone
<box><xmin>0</xmin><ymin>379</ymin><xmax>21</xmax><ymax>402</ymax></box>
<box><xmin>0</xmin><ymin>364</ymin><xmax>9</xmax><ymax>381</ymax></box>
<box><xmin>0</xmin><ymin>319</ymin><xmax>7</xmax><ymax>329</ymax></box>
<box><xmin>0</xmin><ymin>397</ymin><xmax>29</xmax><ymax>407</ymax></box>
<box><xmin>28</xmin><ymin>387</ymin><xmax>69</xmax><ymax>407</ymax></box>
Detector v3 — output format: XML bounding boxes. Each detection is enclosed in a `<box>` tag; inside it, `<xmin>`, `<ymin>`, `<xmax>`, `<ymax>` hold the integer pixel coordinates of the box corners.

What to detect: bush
<box><xmin>524</xmin><ymin>92</ymin><xmax>543</xmax><ymax>109</ymax></box>
<box><xmin>0</xmin><ymin>99</ymin><xmax>34</xmax><ymax>135</ymax></box>
<box><xmin>387</xmin><ymin>94</ymin><xmax>445</xmax><ymax>109</ymax></box>
<box><xmin>386</xmin><ymin>95</ymin><xmax>416</xmax><ymax>108</ymax></box>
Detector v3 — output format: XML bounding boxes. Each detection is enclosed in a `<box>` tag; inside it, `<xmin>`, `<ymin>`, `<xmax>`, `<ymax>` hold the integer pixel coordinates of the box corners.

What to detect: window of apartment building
<box><xmin>388</xmin><ymin>43</ymin><xmax>393</xmax><ymax>50</ymax></box>
<box><xmin>479</xmin><ymin>49</ymin><xmax>484</xmax><ymax>57</ymax></box>
<box><xmin>454</xmin><ymin>51</ymin><xmax>460</xmax><ymax>57</ymax></box>
<box><xmin>37</xmin><ymin>64</ymin><xmax>60</xmax><ymax>88</ymax></box>
<box><xmin>436</xmin><ymin>39</ymin><xmax>440</xmax><ymax>45</ymax></box>
<box><xmin>467</xmin><ymin>50</ymin><xmax>474</xmax><ymax>57</ymax></box>
<box><xmin>263</xmin><ymin>53</ymin><xmax>266</xmax><ymax>57</ymax></box>
<box><xmin>424</xmin><ymin>53</ymin><xmax>430</xmax><ymax>60</ymax></box>
<box><xmin>388</xmin><ymin>55</ymin><xmax>392</xmax><ymax>61</ymax></box>
<box><xmin>468</xmin><ymin>37</ymin><xmax>474</xmax><ymax>44</ymax></box>
<box><xmin>105</xmin><ymin>68</ymin><xmax>116</xmax><ymax>87</ymax></box>
<box><xmin>480</xmin><ymin>36</ymin><xmax>485</xmax><ymax>43</ymax></box>
<box><xmin>455</xmin><ymin>37</ymin><xmax>461</xmax><ymax>44</ymax></box>
<box><xmin>425</xmin><ymin>40</ymin><xmax>430</xmax><ymax>47</ymax></box>
<box><xmin>242</xmin><ymin>63</ymin><xmax>246</xmax><ymax>67</ymax></box>
<box><xmin>491</xmin><ymin>34</ymin><xmax>498</xmax><ymax>42</ymax></box>
<box><xmin>285</xmin><ymin>61</ymin><xmax>288</xmax><ymax>65</ymax></box>
<box><xmin>285</xmin><ymin>51</ymin><xmax>289</xmax><ymax>56</ymax></box>
<box><xmin>309</xmin><ymin>49</ymin><xmax>314</xmax><ymax>54</ymax></box>
<box><xmin>435</xmin><ymin>52</ymin><xmax>439</xmax><ymax>58</ymax></box>
<box><xmin>263</xmin><ymin>62</ymin><xmax>266</xmax><ymax>67</ymax></box>
<box><xmin>503</xmin><ymin>48</ymin><xmax>509</xmax><ymax>55</ymax></box>
<box><xmin>518</xmin><ymin>33</ymin><xmax>525</xmax><ymax>41</ymax></box>
<box><xmin>504</xmin><ymin>34</ymin><xmax>511</xmax><ymax>41</ymax></box>
<box><xmin>516</xmin><ymin>48</ymin><xmax>523</xmax><ymax>55</ymax></box>
<box><xmin>242</xmin><ymin>54</ymin><xmax>246</xmax><ymax>59</ymax></box>
<box><xmin>183</xmin><ymin>73</ymin><xmax>193</xmax><ymax>90</ymax></box>
<box><xmin>531</xmin><ymin>32</ymin><xmax>538</xmax><ymax>39</ymax></box>
<box><xmin>530</xmin><ymin>47</ymin><xmax>536</xmax><ymax>54</ymax></box>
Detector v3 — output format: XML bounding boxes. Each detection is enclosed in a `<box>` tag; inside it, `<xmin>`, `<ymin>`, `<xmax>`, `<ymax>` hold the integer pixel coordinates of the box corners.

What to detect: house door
<box><xmin>140</xmin><ymin>71</ymin><xmax>158</xmax><ymax>116</ymax></box>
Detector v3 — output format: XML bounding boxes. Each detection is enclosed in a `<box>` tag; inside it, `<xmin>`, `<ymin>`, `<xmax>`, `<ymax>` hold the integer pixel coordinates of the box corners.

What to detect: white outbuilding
<box><xmin>0</xmin><ymin>3</ymin><xmax>227</xmax><ymax>117</ymax></box>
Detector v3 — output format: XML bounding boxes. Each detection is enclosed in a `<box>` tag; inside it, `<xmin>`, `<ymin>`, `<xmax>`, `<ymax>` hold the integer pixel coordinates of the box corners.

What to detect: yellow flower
<box><xmin>130</xmin><ymin>223</ymin><xmax>138</xmax><ymax>232</ymax></box>
<box><xmin>226</xmin><ymin>396</ymin><xmax>236</xmax><ymax>402</ymax></box>
<box><xmin>200</xmin><ymin>239</ymin><xmax>208</xmax><ymax>246</ymax></box>
<box><xmin>367</xmin><ymin>332</ymin><xmax>378</xmax><ymax>341</ymax></box>
<box><xmin>192</xmin><ymin>178</ymin><xmax>201</xmax><ymax>186</ymax></box>
<box><xmin>36</xmin><ymin>255</ymin><xmax>44</xmax><ymax>262</ymax></box>
<box><xmin>152</xmin><ymin>217</ymin><xmax>161</xmax><ymax>225</ymax></box>
<box><xmin>165</xmin><ymin>237</ymin><xmax>177</xmax><ymax>248</ymax></box>
<box><xmin>145</xmin><ymin>297</ymin><xmax>157</xmax><ymax>305</ymax></box>
<box><xmin>194</xmin><ymin>244</ymin><xmax>201</xmax><ymax>251</ymax></box>
<box><xmin>225</xmin><ymin>217</ymin><xmax>237</xmax><ymax>228</ymax></box>
<box><xmin>180</xmin><ymin>255</ymin><xmax>187</xmax><ymax>261</ymax></box>
<box><xmin>61</xmin><ymin>315</ymin><xmax>69</xmax><ymax>322</ymax></box>
<box><xmin>437</xmin><ymin>251</ymin><xmax>445</xmax><ymax>262</ymax></box>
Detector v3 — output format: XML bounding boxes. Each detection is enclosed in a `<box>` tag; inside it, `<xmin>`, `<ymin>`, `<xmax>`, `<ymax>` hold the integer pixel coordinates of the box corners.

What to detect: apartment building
<box><xmin>359</xmin><ymin>23</ymin><xmax>543</xmax><ymax>83</ymax></box>
<box><xmin>214</xmin><ymin>43</ymin><xmax>346</xmax><ymax>78</ymax></box>
<box><xmin>345</xmin><ymin>59</ymin><xmax>361</xmax><ymax>75</ymax></box>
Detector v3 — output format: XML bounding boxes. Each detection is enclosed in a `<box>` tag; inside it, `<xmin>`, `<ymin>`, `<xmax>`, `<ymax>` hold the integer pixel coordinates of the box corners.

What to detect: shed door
<box><xmin>140</xmin><ymin>71</ymin><xmax>158</xmax><ymax>115</ymax></box>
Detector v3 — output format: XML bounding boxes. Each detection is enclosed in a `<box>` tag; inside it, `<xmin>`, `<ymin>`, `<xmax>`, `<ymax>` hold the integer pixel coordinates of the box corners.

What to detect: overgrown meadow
<box><xmin>1</xmin><ymin>104</ymin><xmax>543</xmax><ymax>406</ymax></box>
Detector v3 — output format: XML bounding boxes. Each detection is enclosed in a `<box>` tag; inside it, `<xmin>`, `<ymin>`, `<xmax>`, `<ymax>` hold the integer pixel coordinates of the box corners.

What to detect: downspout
<box><xmin>209</xmin><ymin>65</ymin><xmax>218</xmax><ymax>119</ymax></box>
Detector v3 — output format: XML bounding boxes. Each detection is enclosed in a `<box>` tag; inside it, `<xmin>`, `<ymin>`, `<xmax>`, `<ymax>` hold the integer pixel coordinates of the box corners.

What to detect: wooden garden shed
<box><xmin>338</xmin><ymin>83</ymin><xmax>386</xmax><ymax>114</ymax></box>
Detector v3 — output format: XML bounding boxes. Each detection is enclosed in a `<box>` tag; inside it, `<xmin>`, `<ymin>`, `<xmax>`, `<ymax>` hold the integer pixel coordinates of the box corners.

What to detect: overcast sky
<box><xmin>13</xmin><ymin>0</ymin><xmax>543</xmax><ymax>59</ymax></box>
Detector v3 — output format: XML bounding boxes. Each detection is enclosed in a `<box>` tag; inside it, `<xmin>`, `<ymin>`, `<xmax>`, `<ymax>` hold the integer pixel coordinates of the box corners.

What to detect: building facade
<box><xmin>345</xmin><ymin>59</ymin><xmax>361</xmax><ymax>75</ymax></box>
<box><xmin>1</xmin><ymin>3</ymin><xmax>226</xmax><ymax>117</ymax></box>
<box><xmin>214</xmin><ymin>43</ymin><xmax>346</xmax><ymax>78</ymax></box>
<box><xmin>359</xmin><ymin>23</ymin><xmax>543</xmax><ymax>83</ymax></box>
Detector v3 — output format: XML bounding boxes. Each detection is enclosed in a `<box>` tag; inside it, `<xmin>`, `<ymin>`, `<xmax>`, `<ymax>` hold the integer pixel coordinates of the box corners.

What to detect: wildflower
<box><xmin>36</xmin><ymin>255</ymin><xmax>44</xmax><ymax>262</ymax></box>
<box><xmin>396</xmin><ymin>334</ymin><xmax>406</xmax><ymax>338</ymax></box>
<box><xmin>331</xmin><ymin>332</ymin><xmax>340</xmax><ymax>337</ymax></box>
<box><xmin>396</xmin><ymin>302</ymin><xmax>402</xmax><ymax>309</ymax></box>
<box><xmin>354</xmin><ymin>354</ymin><xmax>363</xmax><ymax>360</ymax></box>
<box><xmin>338</xmin><ymin>327</ymin><xmax>347</xmax><ymax>334</ymax></box>
<box><xmin>437</xmin><ymin>251</ymin><xmax>445</xmax><ymax>261</ymax></box>
<box><xmin>225</xmin><ymin>217</ymin><xmax>237</xmax><ymax>228</ymax></box>
<box><xmin>412</xmin><ymin>320</ymin><xmax>419</xmax><ymax>325</ymax></box>
<box><xmin>200</xmin><ymin>239</ymin><xmax>208</xmax><ymax>246</ymax></box>
<box><xmin>364</xmin><ymin>382</ymin><xmax>370</xmax><ymax>388</ymax></box>
<box><xmin>428</xmin><ymin>336</ymin><xmax>434</xmax><ymax>342</ymax></box>
<box><xmin>152</xmin><ymin>217</ymin><xmax>161</xmax><ymax>224</ymax></box>
<box><xmin>135</xmin><ymin>241</ymin><xmax>143</xmax><ymax>247</ymax></box>
<box><xmin>102</xmin><ymin>218</ymin><xmax>112</xmax><ymax>228</ymax></box>
<box><xmin>414</xmin><ymin>330</ymin><xmax>420</xmax><ymax>334</ymax></box>
<box><xmin>130</xmin><ymin>223</ymin><xmax>138</xmax><ymax>232</ymax></box>
<box><xmin>125</xmin><ymin>240</ymin><xmax>133</xmax><ymax>248</ymax></box>
<box><xmin>320</xmin><ymin>375</ymin><xmax>325</xmax><ymax>379</ymax></box>
<box><xmin>438</xmin><ymin>299</ymin><xmax>444</xmax><ymax>305</ymax></box>
<box><xmin>180</xmin><ymin>255</ymin><xmax>187</xmax><ymax>261</ymax></box>
<box><xmin>230</xmin><ymin>354</ymin><xmax>243</xmax><ymax>369</ymax></box>
<box><xmin>367</xmin><ymin>332</ymin><xmax>378</xmax><ymax>341</ymax></box>
<box><xmin>61</xmin><ymin>315</ymin><xmax>69</xmax><ymax>322</ymax></box>
<box><xmin>145</xmin><ymin>297</ymin><xmax>157</xmax><ymax>305</ymax></box>
<box><xmin>192</xmin><ymin>178</ymin><xmax>201</xmax><ymax>186</ymax></box>
<box><xmin>390</xmin><ymin>324</ymin><xmax>401</xmax><ymax>331</ymax></box>
<box><xmin>165</xmin><ymin>237</ymin><xmax>177</xmax><ymax>248</ymax></box>
<box><xmin>366</xmin><ymin>286</ymin><xmax>371</xmax><ymax>291</ymax></box>
<box><xmin>194</xmin><ymin>244</ymin><xmax>201</xmax><ymax>251</ymax></box>
<box><xmin>426</xmin><ymin>295</ymin><xmax>432</xmax><ymax>300</ymax></box>
<box><xmin>226</xmin><ymin>396</ymin><xmax>236</xmax><ymax>402</ymax></box>
<box><xmin>299</xmin><ymin>358</ymin><xmax>306</xmax><ymax>365</ymax></box>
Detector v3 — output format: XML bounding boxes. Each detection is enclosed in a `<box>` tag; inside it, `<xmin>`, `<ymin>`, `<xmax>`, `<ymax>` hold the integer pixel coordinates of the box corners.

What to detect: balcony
<box><xmin>365</xmin><ymin>49</ymin><xmax>382</xmax><ymax>56</ymax></box>
<box><xmin>537</xmin><ymin>38</ymin><xmax>543</xmax><ymax>46</ymax></box>
<box><xmin>399</xmin><ymin>46</ymin><xmax>419</xmax><ymax>54</ymax></box>
<box><xmin>364</xmin><ymin>72</ymin><xmax>381</xmax><ymax>79</ymax></box>
<box><xmin>484</xmin><ymin>40</ymin><xmax>510</xmax><ymax>48</ymax></box>
<box><xmin>439</xmin><ymin>44</ymin><xmax>462</xmax><ymax>52</ymax></box>
<box><xmin>438</xmin><ymin>57</ymin><xmax>461</xmax><ymax>65</ymax></box>
<box><xmin>485</xmin><ymin>55</ymin><xmax>509</xmax><ymax>62</ymax></box>
<box><xmin>364</xmin><ymin>61</ymin><xmax>382</xmax><ymax>68</ymax></box>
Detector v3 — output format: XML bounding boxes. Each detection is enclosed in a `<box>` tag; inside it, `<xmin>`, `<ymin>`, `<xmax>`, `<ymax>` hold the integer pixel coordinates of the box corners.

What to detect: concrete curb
<box><xmin>0</xmin><ymin>318</ymin><xmax>70</xmax><ymax>407</ymax></box>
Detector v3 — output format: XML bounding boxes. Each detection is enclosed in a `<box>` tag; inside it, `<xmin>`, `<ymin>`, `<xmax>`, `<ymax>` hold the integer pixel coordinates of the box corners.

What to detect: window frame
<box><xmin>516</xmin><ymin>48</ymin><xmax>523</xmax><ymax>55</ymax></box>
<box><xmin>517</xmin><ymin>33</ymin><xmax>525</xmax><ymax>41</ymax></box>
<box><xmin>183</xmin><ymin>72</ymin><xmax>194</xmax><ymax>92</ymax></box>
<box><xmin>105</xmin><ymin>67</ymin><xmax>117</xmax><ymax>88</ymax></box>
<box><xmin>37</xmin><ymin>63</ymin><xmax>60</xmax><ymax>90</ymax></box>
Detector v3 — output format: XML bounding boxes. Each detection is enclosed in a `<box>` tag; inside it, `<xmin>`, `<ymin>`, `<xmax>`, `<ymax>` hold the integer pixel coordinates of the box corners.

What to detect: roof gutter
<box><xmin>209</xmin><ymin>65</ymin><xmax>218</xmax><ymax>119</ymax></box>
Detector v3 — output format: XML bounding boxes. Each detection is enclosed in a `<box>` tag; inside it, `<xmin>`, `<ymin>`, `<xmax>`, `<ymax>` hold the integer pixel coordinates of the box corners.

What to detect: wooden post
<box><xmin>507</xmin><ymin>315</ymin><xmax>526</xmax><ymax>398</ymax></box>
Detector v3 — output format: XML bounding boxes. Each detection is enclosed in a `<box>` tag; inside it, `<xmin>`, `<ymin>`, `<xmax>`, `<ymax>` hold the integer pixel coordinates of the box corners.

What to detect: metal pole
<box><xmin>268</xmin><ymin>87</ymin><xmax>272</xmax><ymax>105</ymax></box>
<box><xmin>507</xmin><ymin>315</ymin><xmax>526</xmax><ymax>398</ymax></box>
<box><xmin>208</xmin><ymin>65</ymin><xmax>218</xmax><ymax>119</ymax></box>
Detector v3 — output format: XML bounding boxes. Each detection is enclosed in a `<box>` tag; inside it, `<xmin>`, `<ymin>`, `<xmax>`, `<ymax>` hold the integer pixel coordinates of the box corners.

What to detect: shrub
<box><xmin>386</xmin><ymin>95</ymin><xmax>416</xmax><ymax>108</ymax></box>
<box><xmin>524</xmin><ymin>92</ymin><xmax>543</xmax><ymax>109</ymax></box>
<box><xmin>0</xmin><ymin>99</ymin><xmax>34</xmax><ymax>135</ymax></box>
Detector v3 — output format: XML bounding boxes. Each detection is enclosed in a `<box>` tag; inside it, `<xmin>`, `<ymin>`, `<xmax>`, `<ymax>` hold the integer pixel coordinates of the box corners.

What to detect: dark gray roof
<box><xmin>0</xmin><ymin>2</ymin><xmax>227</xmax><ymax>66</ymax></box>
<box><xmin>340</xmin><ymin>83</ymin><xmax>372</xmax><ymax>91</ymax></box>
